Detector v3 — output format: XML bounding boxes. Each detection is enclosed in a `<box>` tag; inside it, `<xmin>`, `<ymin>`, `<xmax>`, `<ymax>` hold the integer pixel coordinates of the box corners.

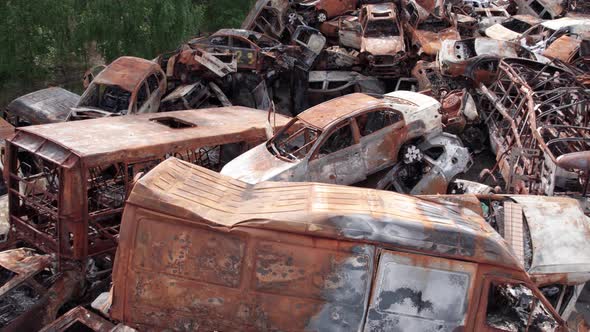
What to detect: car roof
<box><xmin>511</xmin><ymin>15</ymin><xmax>544</xmax><ymax>25</ymax></box>
<box><xmin>92</xmin><ymin>56</ymin><xmax>161</xmax><ymax>93</ymax></box>
<box><xmin>365</xmin><ymin>2</ymin><xmax>396</xmax><ymax>17</ymax></box>
<box><xmin>127</xmin><ymin>157</ymin><xmax>523</xmax><ymax>270</ymax></box>
<box><xmin>541</xmin><ymin>17</ymin><xmax>590</xmax><ymax>31</ymax></box>
<box><xmin>297</xmin><ymin>93</ymin><xmax>386</xmax><ymax>129</ymax></box>
<box><xmin>6</xmin><ymin>87</ymin><xmax>80</xmax><ymax>125</ymax></box>
<box><xmin>214</xmin><ymin>28</ymin><xmax>262</xmax><ymax>40</ymax></box>
<box><xmin>10</xmin><ymin>107</ymin><xmax>291</xmax><ymax>168</ymax></box>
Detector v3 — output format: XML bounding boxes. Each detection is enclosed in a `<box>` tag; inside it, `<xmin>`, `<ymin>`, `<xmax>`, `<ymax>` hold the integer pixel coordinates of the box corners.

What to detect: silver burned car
<box><xmin>221</xmin><ymin>91</ymin><xmax>446</xmax><ymax>185</ymax></box>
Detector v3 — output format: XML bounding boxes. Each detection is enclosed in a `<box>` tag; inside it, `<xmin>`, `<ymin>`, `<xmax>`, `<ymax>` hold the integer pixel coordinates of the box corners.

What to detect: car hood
<box><xmin>413</xmin><ymin>28</ymin><xmax>460</xmax><ymax>55</ymax></box>
<box><xmin>220</xmin><ymin>143</ymin><xmax>300</xmax><ymax>184</ymax></box>
<box><xmin>511</xmin><ymin>196</ymin><xmax>590</xmax><ymax>284</ymax></box>
<box><xmin>485</xmin><ymin>24</ymin><xmax>522</xmax><ymax>41</ymax></box>
<box><xmin>361</xmin><ymin>36</ymin><xmax>404</xmax><ymax>55</ymax></box>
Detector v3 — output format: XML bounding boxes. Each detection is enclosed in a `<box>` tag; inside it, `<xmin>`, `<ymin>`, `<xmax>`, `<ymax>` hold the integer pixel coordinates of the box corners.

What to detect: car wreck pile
<box><xmin>1</xmin><ymin>0</ymin><xmax>590</xmax><ymax>331</ymax></box>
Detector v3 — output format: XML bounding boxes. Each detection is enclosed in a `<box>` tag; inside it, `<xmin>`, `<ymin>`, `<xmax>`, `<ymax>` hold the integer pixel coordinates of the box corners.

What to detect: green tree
<box><xmin>0</xmin><ymin>0</ymin><xmax>255</xmax><ymax>108</ymax></box>
<box><xmin>202</xmin><ymin>0</ymin><xmax>256</xmax><ymax>32</ymax></box>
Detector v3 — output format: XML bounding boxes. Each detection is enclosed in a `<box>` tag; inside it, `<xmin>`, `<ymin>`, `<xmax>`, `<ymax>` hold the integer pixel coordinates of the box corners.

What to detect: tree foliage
<box><xmin>0</xmin><ymin>0</ymin><xmax>253</xmax><ymax>96</ymax></box>
<box><xmin>202</xmin><ymin>0</ymin><xmax>257</xmax><ymax>31</ymax></box>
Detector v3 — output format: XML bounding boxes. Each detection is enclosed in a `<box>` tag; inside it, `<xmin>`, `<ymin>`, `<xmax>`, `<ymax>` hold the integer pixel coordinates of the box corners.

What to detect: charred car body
<box><xmin>485</xmin><ymin>15</ymin><xmax>543</xmax><ymax>41</ymax></box>
<box><xmin>478</xmin><ymin>58</ymin><xmax>590</xmax><ymax>197</ymax></box>
<box><xmin>307</xmin><ymin>70</ymin><xmax>385</xmax><ymax>106</ymax></box>
<box><xmin>0</xmin><ymin>248</ymin><xmax>82</xmax><ymax>331</ymax></box>
<box><xmin>70</xmin><ymin>57</ymin><xmax>167</xmax><ymax>121</ymax></box>
<box><xmin>359</xmin><ymin>3</ymin><xmax>407</xmax><ymax>77</ymax></box>
<box><xmin>4</xmin><ymin>88</ymin><xmax>80</xmax><ymax>127</ymax></box>
<box><xmin>402</xmin><ymin>0</ymin><xmax>461</xmax><ymax>56</ymax></box>
<box><xmin>221</xmin><ymin>91</ymin><xmax>450</xmax><ymax>186</ymax></box>
<box><xmin>100</xmin><ymin>158</ymin><xmax>567</xmax><ymax>331</ymax></box>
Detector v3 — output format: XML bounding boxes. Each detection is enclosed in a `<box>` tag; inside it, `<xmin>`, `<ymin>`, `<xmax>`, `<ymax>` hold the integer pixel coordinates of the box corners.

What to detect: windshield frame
<box><xmin>267</xmin><ymin>118</ymin><xmax>322</xmax><ymax>162</ymax></box>
<box><xmin>364</xmin><ymin>19</ymin><xmax>400</xmax><ymax>38</ymax></box>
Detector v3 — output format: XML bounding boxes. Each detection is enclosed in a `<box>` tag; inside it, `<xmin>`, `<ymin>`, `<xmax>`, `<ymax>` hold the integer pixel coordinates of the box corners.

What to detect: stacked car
<box><xmin>1</xmin><ymin>0</ymin><xmax>590</xmax><ymax>331</ymax></box>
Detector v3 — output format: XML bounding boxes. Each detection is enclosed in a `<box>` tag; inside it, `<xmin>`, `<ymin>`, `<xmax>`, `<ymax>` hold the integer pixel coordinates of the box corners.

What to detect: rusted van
<box><xmin>108</xmin><ymin>157</ymin><xmax>567</xmax><ymax>331</ymax></box>
<box><xmin>3</xmin><ymin>107</ymin><xmax>291</xmax><ymax>269</ymax></box>
<box><xmin>423</xmin><ymin>194</ymin><xmax>590</xmax><ymax>322</ymax></box>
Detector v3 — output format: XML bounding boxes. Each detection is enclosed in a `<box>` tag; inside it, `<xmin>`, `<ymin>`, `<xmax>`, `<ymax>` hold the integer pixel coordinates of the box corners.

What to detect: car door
<box><xmin>145</xmin><ymin>73</ymin><xmax>161</xmax><ymax>113</ymax></box>
<box><xmin>307</xmin><ymin>120</ymin><xmax>366</xmax><ymax>184</ymax></box>
<box><xmin>357</xmin><ymin>109</ymin><xmax>407</xmax><ymax>174</ymax></box>
<box><xmin>230</xmin><ymin>36</ymin><xmax>258</xmax><ymax>69</ymax></box>
<box><xmin>128</xmin><ymin>82</ymin><xmax>146</xmax><ymax>115</ymax></box>
<box><xmin>134</xmin><ymin>81</ymin><xmax>153</xmax><ymax>114</ymax></box>
<box><xmin>364</xmin><ymin>250</ymin><xmax>478</xmax><ymax>331</ymax></box>
<box><xmin>540</xmin><ymin>283</ymin><xmax>585</xmax><ymax>321</ymax></box>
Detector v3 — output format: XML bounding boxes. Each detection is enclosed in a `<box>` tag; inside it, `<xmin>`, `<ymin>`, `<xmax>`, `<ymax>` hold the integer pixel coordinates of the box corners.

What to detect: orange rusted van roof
<box><xmin>125</xmin><ymin>157</ymin><xmax>522</xmax><ymax>270</ymax></box>
<box><xmin>10</xmin><ymin>107</ymin><xmax>291</xmax><ymax>168</ymax></box>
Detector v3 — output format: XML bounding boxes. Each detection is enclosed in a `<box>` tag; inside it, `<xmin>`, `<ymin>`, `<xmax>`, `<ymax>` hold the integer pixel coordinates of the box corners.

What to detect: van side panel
<box><xmin>111</xmin><ymin>207</ymin><xmax>375</xmax><ymax>331</ymax></box>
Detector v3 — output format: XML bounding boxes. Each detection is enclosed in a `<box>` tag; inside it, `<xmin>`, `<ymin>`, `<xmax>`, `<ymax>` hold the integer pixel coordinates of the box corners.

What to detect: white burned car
<box><xmin>221</xmin><ymin>91</ymin><xmax>471</xmax><ymax>193</ymax></box>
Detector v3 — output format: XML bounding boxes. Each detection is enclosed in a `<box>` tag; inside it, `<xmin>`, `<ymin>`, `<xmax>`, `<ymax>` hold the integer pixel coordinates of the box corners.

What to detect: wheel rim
<box><xmin>317</xmin><ymin>12</ymin><xmax>327</xmax><ymax>22</ymax></box>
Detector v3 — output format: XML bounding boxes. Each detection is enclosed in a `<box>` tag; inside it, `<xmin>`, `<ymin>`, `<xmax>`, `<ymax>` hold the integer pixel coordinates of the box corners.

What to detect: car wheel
<box><xmin>317</xmin><ymin>11</ymin><xmax>327</xmax><ymax>23</ymax></box>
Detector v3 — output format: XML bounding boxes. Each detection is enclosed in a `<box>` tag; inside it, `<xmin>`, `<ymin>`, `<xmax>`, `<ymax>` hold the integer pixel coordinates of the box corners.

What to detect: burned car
<box><xmin>485</xmin><ymin>14</ymin><xmax>543</xmax><ymax>41</ymax></box>
<box><xmin>375</xmin><ymin>131</ymin><xmax>473</xmax><ymax>195</ymax></box>
<box><xmin>3</xmin><ymin>107</ymin><xmax>291</xmax><ymax>269</ymax></box>
<box><xmin>188</xmin><ymin>29</ymin><xmax>282</xmax><ymax>72</ymax></box>
<box><xmin>359</xmin><ymin>3</ymin><xmax>407</xmax><ymax>77</ymax></box>
<box><xmin>4</xmin><ymin>87</ymin><xmax>80</xmax><ymax>127</ymax></box>
<box><xmin>477</xmin><ymin>58</ymin><xmax>590</xmax><ymax>197</ymax></box>
<box><xmin>70</xmin><ymin>56</ymin><xmax>166</xmax><ymax>121</ymax></box>
<box><xmin>39</xmin><ymin>306</ymin><xmax>132</xmax><ymax>332</ymax></box>
<box><xmin>464</xmin><ymin>0</ymin><xmax>492</xmax><ymax>8</ymax></box>
<box><xmin>241</xmin><ymin>0</ymin><xmax>291</xmax><ymax>38</ymax></box>
<box><xmin>474</xmin><ymin>7</ymin><xmax>511</xmax><ymax>32</ymax></box>
<box><xmin>516</xmin><ymin>0</ymin><xmax>566</xmax><ymax>19</ymax></box>
<box><xmin>188</xmin><ymin>27</ymin><xmax>325</xmax><ymax>72</ymax></box>
<box><xmin>425</xmin><ymin>194</ymin><xmax>590</xmax><ymax>321</ymax></box>
<box><xmin>540</xmin><ymin>33</ymin><xmax>590</xmax><ymax>64</ymax></box>
<box><xmin>519</xmin><ymin>17</ymin><xmax>590</xmax><ymax>63</ymax></box>
<box><xmin>101</xmin><ymin>158</ymin><xmax>567</xmax><ymax>331</ymax></box>
<box><xmin>0</xmin><ymin>248</ymin><xmax>82</xmax><ymax>331</ymax></box>
<box><xmin>295</xmin><ymin>0</ymin><xmax>357</xmax><ymax>23</ymax></box>
<box><xmin>402</xmin><ymin>0</ymin><xmax>461</xmax><ymax>55</ymax></box>
<box><xmin>437</xmin><ymin>37</ymin><xmax>535</xmax><ymax>77</ymax></box>
<box><xmin>337</xmin><ymin>15</ymin><xmax>362</xmax><ymax>49</ymax></box>
<box><xmin>221</xmin><ymin>91</ymin><xmax>442</xmax><ymax>185</ymax></box>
